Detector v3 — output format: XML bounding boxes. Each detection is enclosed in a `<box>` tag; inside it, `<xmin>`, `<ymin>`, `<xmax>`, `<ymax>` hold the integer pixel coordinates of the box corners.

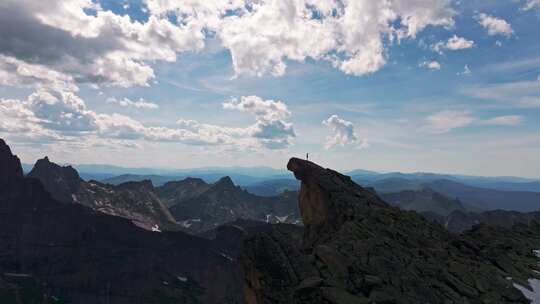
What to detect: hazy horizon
<box><xmin>1</xmin><ymin>0</ymin><xmax>540</xmax><ymax>178</ymax></box>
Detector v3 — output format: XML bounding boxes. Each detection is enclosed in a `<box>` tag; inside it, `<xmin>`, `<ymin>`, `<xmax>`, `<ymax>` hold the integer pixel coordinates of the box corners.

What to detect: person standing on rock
<box><xmin>306</xmin><ymin>153</ymin><xmax>309</xmax><ymax>161</ymax></box>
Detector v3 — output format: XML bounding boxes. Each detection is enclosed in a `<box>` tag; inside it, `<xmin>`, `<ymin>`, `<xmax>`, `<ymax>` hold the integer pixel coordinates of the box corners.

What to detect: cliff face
<box><xmin>287</xmin><ymin>157</ymin><xmax>387</xmax><ymax>246</ymax></box>
<box><xmin>242</xmin><ymin>158</ymin><xmax>540</xmax><ymax>304</ymax></box>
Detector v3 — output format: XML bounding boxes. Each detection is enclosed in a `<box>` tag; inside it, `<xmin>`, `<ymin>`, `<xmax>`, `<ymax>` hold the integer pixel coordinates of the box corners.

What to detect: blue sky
<box><xmin>1</xmin><ymin>0</ymin><xmax>540</xmax><ymax>177</ymax></box>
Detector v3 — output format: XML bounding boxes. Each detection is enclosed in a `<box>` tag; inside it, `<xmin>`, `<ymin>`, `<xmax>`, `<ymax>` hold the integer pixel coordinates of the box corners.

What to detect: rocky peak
<box><xmin>213</xmin><ymin>176</ymin><xmax>236</xmax><ymax>190</ymax></box>
<box><xmin>30</xmin><ymin>157</ymin><xmax>81</xmax><ymax>182</ymax></box>
<box><xmin>0</xmin><ymin>138</ymin><xmax>23</xmax><ymax>184</ymax></box>
<box><xmin>27</xmin><ymin>157</ymin><xmax>82</xmax><ymax>203</ymax></box>
<box><xmin>287</xmin><ymin>157</ymin><xmax>387</xmax><ymax>244</ymax></box>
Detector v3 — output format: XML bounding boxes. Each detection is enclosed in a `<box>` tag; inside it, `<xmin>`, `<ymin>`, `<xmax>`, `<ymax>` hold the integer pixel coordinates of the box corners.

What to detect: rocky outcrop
<box><xmin>27</xmin><ymin>157</ymin><xmax>176</xmax><ymax>231</ymax></box>
<box><xmin>27</xmin><ymin>156</ymin><xmax>82</xmax><ymax>203</ymax></box>
<box><xmin>242</xmin><ymin>158</ymin><xmax>540</xmax><ymax>303</ymax></box>
<box><xmin>0</xmin><ymin>139</ymin><xmax>242</xmax><ymax>303</ymax></box>
<box><xmin>0</xmin><ymin>138</ymin><xmax>23</xmax><ymax>184</ymax></box>
<box><xmin>287</xmin><ymin>157</ymin><xmax>386</xmax><ymax>245</ymax></box>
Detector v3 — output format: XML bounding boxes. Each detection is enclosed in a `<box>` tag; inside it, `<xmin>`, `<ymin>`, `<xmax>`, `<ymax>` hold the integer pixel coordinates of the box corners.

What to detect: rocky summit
<box><xmin>241</xmin><ymin>158</ymin><xmax>540</xmax><ymax>303</ymax></box>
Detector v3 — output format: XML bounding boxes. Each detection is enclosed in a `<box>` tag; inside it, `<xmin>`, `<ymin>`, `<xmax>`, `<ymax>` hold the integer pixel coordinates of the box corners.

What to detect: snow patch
<box><xmin>151</xmin><ymin>225</ymin><xmax>161</xmax><ymax>232</ymax></box>
<box><xmin>514</xmin><ymin>249</ymin><xmax>540</xmax><ymax>303</ymax></box>
<box><xmin>220</xmin><ymin>252</ymin><xmax>234</xmax><ymax>262</ymax></box>
<box><xmin>276</xmin><ymin>215</ymin><xmax>289</xmax><ymax>223</ymax></box>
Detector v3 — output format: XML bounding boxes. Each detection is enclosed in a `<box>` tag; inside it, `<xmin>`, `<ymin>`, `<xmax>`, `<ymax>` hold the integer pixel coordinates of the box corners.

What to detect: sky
<box><xmin>1</xmin><ymin>0</ymin><xmax>540</xmax><ymax>177</ymax></box>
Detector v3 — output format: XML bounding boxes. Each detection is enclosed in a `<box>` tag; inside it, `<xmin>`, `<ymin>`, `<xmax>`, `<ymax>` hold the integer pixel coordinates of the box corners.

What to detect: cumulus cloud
<box><xmin>476</xmin><ymin>13</ymin><xmax>514</xmax><ymax>37</ymax></box>
<box><xmin>223</xmin><ymin>96</ymin><xmax>296</xmax><ymax>149</ymax></box>
<box><xmin>432</xmin><ymin>35</ymin><xmax>474</xmax><ymax>53</ymax></box>
<box><xmin>0</xmin><ymin>89</ymin><xmax>294</xmax><ymax>150</ymax></box>
<box><xmin>145</xmin><ymin>0</ymin><xmax>455</xmax><ymax>77</ymax></box>
<box><xmin>27</xmin><ymin>90</ymin><xmax>98</xmax><ymax>132</ymax></box>
<box><xmin>0</xmin><ymin>0</ymin><xmax>205</xmax><ymax>89</ymax></box>
<box><xmin>322</xmin><ymin>115</ymin><xmax>367</xmax><ymax>149</ymax></box>
<box><xmin>107</xmin><ymin>97</ymin><xmax>159</xmax><ymax>109</ymax></box>
<box><xmin>420</xmin><ymin>60</ymin><xmax>441</xmax><ymax>70</ymax></box>
<box><xmin>0</xmin><ymin>0</ymin><xmax>456</xmax><ymax>86</ymax></box>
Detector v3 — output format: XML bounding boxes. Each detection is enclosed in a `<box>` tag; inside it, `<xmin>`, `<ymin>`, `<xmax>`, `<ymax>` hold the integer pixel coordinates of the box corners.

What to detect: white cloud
<box><xmin>223</xmin><ymin>96</ymin><xmax>296</xmax><ymax>149</ymax></box>
<box><xmin>0</xmin><ymin>89</ymin><xmax>294</xmax><ymax>150</ymax></box>
<box><xmin>522</xmin><ymin>0</ymin><xmax>540</xmax><ymax>11</ymax></box>
<box><xmin>423</xmin><ymin>110</ymin><xmax>475</xmax><ymax>134</ymax></box>
<box><xmin>223</xmin><ymin>95</ymin><xmax>290</xmax><ymax>121</ymax></box>
<box><xmin>0</xmin><ymin>0</ymin><xmax>457</xmax><ymax>89</ymax></box>
<box><xmin>27</xmin><ymin>90</ymin><xmax>98</xmax><ymax>132</ymax></box>
<box><xmin>322</xmin><ymin>114</ymin><xmax>367</xmax><ymax>149</ymax></box>
<box><xmin>476</xmin><ymin>13</ymin><xmax>514</xmax><ymax>37</ymax></box>
<box><xmin>432</xmin><ymin>35</ymin><xmax>474</xmax><ymax>53</ymax></box>
<box><xmin>107</xmin><ymin>97</ymin><xmax>159</xmax><ymax>109</ymax></box>
<box><xmin>0</xmin><ymin>0</ymin><xmax>205</xmax><ymax>89</ymax></box>
<box><xmin>420</xmin><ymin>60</ymin><xmax>441</xmax><ymax>70</ymax></box>
<box><xmin>480</xmin><ymin>115</ymin><xmax>523</xmax><ymax>126</ymax></box>
<box><xmin>145</xmin><ymin>0</ymin><xmax>455</xmax><ymax>77</ymax></box>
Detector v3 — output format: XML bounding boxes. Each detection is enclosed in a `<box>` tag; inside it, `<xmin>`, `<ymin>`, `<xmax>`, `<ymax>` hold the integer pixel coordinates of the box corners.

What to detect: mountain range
<box><xmin>23</xmin><ymin>155</ymin><xmax>300</xmax><ymax>234</ymax></box>
<box><xmin>3</xmin><ymin>138</ymin><xmax>540</xmax><ymax>303</ymax></box>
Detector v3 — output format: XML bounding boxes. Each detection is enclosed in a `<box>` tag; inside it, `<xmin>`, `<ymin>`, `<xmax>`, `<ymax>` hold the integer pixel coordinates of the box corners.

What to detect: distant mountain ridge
<box><xmin>380</xmin><ymin>187</ymin><xmax>477</xmax><ymax>216</ymax></box>
<box><xmin>428</xmin><ymin>179</ymin><xmax>540</xmax><ymax>212</ymax></box>
<box><xmin>22</xmin><ymin>161</ymin><xmax>540</xmax><ymax>191</ymax></box>
<box><xmin>160</xmin><ymin>176</ymin><xmax>300</xmax><ymax>233</ymax></box>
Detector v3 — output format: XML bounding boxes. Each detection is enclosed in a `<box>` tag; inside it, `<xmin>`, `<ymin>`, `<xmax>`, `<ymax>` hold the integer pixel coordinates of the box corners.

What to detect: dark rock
<box><xmin>27</xmin><ymin>156</ymin><xmax>82</xmax><ymax>203</ymax></box>
<box><xmin>0</xmin><ymin>138</ymin><xmax>23</xmax><ymax>184</ymax></box>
